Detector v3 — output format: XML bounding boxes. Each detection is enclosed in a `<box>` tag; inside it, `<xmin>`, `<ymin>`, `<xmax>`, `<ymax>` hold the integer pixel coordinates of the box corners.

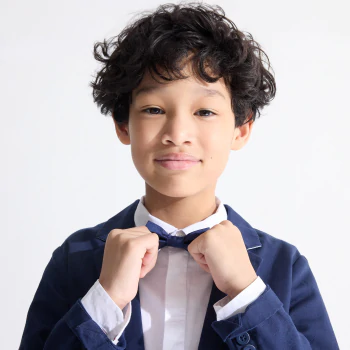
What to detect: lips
<box><xmin>155</xmin><ymin>159</ymin><xmax>200</xmax><ymax>170</ymax></box>
<box><xmin>155</xmin><ymin>152</ymin><xmax>200</xmax><ymax>161</ymax></box>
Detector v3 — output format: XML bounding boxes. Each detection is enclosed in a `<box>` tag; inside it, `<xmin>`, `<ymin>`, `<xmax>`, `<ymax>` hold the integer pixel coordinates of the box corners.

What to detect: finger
<box><xmin>187</xmin><ymin>236</ymin><xmax>204</xmax><ymax>256</ymax></box>
<box><xmin>197</xmin><ymin>253</ymin><xmax>207</xmax><ymax>264</ymax></box>
<box><xmin>190</xmin><ymin>251</ymin><xmax>206</xmax><ymax>264</ymax></box>
<box><xmin>135</xmin><ymin>232</ymin><xmax>159</xmax><ymax>253</ymax></box>
<box><xmin>191</xmin><ymin>254</ymin><xmax>207</xmax><ymax>271</ymax></box>
<box><xmin>142</xmin><ymin>246</ymin><xmax>157</xmax><ymax>265</ymax></box>
<box><xmin>140</xmin><ymin>253</ymin><xmax>158</xmax><ymax>278</ymax></box>
<box><xmin>112</xmin><ymin>225</ymin><xmax>154</xmax><ymax>236</ymax></box>
<box><xmin>130</xmin><ymin>225</ymin><xmax>155</xmax><ymax>234</ymax></box>
<box><xmin>196</xmin><ymin>262</ymin><xmax>210</xmax><ymax>273</ymax></box>
<box><xmin>140</xmin><ymin>245</ymin><xmax>159</xmax><ymax>277</ymax></box>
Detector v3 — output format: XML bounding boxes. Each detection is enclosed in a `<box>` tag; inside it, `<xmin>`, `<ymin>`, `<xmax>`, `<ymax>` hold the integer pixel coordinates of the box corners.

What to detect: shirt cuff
<box><xmin>213</xmin><ymin>276</ymin><xmax>266</xmax><ymax>321</ymax></box>
<box><xmin>81</xmin><ymin>279</ymin><xmax>132</xmax><ymax>344</ymax></box>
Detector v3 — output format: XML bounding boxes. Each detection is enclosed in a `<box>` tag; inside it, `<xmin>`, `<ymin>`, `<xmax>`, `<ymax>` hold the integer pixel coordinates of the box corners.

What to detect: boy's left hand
<box><xmin>187</xmin><ymin>220</ymin><xmax>257</xmax><ymax>299</ymax></box>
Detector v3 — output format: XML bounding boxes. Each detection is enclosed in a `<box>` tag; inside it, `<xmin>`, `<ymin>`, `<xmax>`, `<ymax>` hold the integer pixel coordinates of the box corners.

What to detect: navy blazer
<box><xmin>19</xmin><ymin>199</ymin><xmax>339</xmax><ymax>349</ymax></box>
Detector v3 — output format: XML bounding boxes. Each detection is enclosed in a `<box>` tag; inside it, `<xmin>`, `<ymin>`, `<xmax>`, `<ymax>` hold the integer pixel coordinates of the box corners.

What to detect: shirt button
<box><xmin>243</xmin><ymin>346</ymin><xmax>256</xmax><ymax>350</ymax></box>
<box><xmin>236</xmin><ymin>332</ymin><xmax>250</xmax><ymax>345</ymax></box>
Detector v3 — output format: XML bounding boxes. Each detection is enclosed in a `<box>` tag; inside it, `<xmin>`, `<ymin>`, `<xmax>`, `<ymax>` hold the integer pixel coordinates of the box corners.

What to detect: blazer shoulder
<box><xmin>51</xmin><ymin>199</ymin><xmax>139</xmax><ymax>261</ymax></box>
<box><xmin>50</xmin><ymin>220</ymin><xmax>107</xmax><ymax>263</ymax></box>
<box><xmin>254</xmin><ymin>227</ymin><xmax>302</xmax><ymax>264</ymax></box>
<box><xmin>64</xmin><ymin>221</ymin><xmax>106</xmax><ymax>244</ymax></box>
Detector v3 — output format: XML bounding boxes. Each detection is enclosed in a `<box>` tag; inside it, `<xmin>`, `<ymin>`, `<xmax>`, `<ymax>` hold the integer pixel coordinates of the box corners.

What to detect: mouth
<box><xmin>154</xmin><ymin>159</ymin><xmax>200</xmax><ymax>170</ymax></box>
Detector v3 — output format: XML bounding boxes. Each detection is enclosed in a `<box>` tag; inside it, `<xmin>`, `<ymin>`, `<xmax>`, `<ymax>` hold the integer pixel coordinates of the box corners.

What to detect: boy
<box><xmin>19</xmin><ymin>2</ymin><xmax>339</xmax><ymax>349</ymax></box>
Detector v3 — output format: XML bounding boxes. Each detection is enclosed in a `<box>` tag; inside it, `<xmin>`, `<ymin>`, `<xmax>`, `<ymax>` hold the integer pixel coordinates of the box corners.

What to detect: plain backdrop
<box><xmin>1</xmin><ymin>0</ymin><xmax>349</xmax><ymax>348</ymax></box>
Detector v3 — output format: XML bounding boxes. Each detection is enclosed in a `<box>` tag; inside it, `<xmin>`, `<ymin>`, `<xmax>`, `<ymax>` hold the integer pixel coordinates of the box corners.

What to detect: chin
<box><xmin>147</xmin><ymin>179</ymin><xmax>201</xmax><ymax>199</ymax></box>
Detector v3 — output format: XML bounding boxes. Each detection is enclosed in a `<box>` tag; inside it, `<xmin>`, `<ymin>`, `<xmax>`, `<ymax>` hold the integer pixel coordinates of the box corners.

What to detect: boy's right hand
<box><xmin>98</xmin><ymin>226</ymin><xmax>159</xmax><ymax>310</ymax></box>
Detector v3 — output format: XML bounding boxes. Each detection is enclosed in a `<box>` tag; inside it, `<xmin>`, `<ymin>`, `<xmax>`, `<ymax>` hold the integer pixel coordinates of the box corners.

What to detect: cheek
<box><xmin>129</xmin><ymin>126</ymin><xmax>156</xmax><ymax>169</ymax></box>
<box><xmin>130</xmin><ymin>137</ymin><xmax>148</xmax><ymax>166</ymax></box>
<box><xmin>204</xmin><ymin>129</ymin><xmax>232</xmax><ymax>159</ymax></box>
<box><xmin>201</xmin><ymin>131</ymin><xmax>232</xmax><ymax>178</ymax></box>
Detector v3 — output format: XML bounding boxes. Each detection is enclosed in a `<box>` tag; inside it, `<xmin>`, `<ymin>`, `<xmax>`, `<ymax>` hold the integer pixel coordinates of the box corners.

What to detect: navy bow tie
<box><xmin>145</xmin><ymin>220</ymin><xmax>210</xmax><ymax>250</ymax></box>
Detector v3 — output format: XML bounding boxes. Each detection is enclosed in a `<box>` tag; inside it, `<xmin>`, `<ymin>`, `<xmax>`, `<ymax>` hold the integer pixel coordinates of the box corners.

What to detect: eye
<box><xmin>141</xmin><ymin>107</ymin><xmax>216</xmax><ymax>117</ymax></box>
<box><xmin>142</xmin><ymin>107</ymin><xmax>165</xmax><ymax>115</ymax></box>
<box><xmin>196</xmin><ymin>109</ymin><xmax>216</xmax><ymax>117</ymax></box>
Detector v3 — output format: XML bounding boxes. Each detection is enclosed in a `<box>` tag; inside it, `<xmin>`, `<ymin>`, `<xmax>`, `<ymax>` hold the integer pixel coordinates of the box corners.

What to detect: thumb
<box><xmin>138</xmin><ymin>233</ymin><xmax>159</xmax><ymax>277</ymax></box>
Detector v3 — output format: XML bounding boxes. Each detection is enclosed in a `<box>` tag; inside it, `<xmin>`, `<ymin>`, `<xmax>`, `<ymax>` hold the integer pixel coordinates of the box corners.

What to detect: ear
<box><xmin>112</xmin><ymin>114</ymin><xmax>131</xmax><ymax>145</ymax></box>
<box><xmin>231</xmin><ymin>114</ymin><xmax>254</xmax><ymax>151</ymax></box>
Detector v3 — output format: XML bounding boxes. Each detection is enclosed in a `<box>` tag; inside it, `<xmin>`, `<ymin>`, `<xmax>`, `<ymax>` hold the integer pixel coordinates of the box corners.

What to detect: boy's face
<box><xmin>113</xmin><ymin>62</ymin><xmax>254</xmax><ymax>199</ymax></box>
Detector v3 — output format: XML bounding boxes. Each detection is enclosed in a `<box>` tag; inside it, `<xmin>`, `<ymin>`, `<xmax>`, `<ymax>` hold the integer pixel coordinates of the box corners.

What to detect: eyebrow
<box><xmin>134</xmin><ymin>84</ymin><xmax>226</xmax><ymax>100</ymax></box>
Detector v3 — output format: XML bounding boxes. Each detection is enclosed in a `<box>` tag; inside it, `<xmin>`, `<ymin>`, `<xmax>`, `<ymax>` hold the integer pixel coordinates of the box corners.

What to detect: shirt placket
<box><xmin>163</xmin><ymin>230</ymin><xmax>188</xmax><ymax>349</ymax></box>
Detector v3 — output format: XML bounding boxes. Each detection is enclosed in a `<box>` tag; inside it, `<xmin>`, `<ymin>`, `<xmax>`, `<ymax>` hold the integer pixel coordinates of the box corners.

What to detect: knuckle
<box><xmin>109</xmin><ymin>230</ymin><xmax>131</xmax><ymax>248</ymax></box>
<box><xmin>151</xmin><ymin>232</ymin><xmax>159</xmax><ymax>242</ymax></box>
<box><xmin>140</xmin><ymin>225</ymin><xmax>150</xmax><ymax>233</ymax></box>
<box><xmin>109</xmin><ymin>228</ymin><xmax>123</xmax><ymax>240</ymax></box>
<box><xmin>124</xmin><ymin>238</ymin><xmax>136</xmax><ymax>250</ymax></box>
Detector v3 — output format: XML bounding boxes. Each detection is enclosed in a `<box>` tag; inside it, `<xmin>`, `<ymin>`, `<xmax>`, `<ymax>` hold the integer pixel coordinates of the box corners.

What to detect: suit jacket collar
<box><xmin>96</xmin><ymin>199</ymin><xmax>262</xmax><ymax>251</ymax></box>
<box><xmin>94</xmin><ymin>199</ymin><xmax>263</xmax><ymax>349</ymax></box>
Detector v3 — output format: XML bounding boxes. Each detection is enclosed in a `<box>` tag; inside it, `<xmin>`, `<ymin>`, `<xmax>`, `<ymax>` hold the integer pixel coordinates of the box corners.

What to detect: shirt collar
<box><xmin>95</xmin><ymin>198</ymin><xmax>262</xmax><ymax>252</ymax></box>
<box><xmin>134</xmin><ymin>195</ymin><xmax>228</xmax><ymax>235</ymax></box>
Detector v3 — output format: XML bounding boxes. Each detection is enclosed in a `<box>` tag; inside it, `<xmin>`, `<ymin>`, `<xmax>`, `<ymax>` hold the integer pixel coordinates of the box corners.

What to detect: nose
<box><xmin>161</xmin><ymin>113</ymin><xmax>195</xmax><ymax>146</ymax></box>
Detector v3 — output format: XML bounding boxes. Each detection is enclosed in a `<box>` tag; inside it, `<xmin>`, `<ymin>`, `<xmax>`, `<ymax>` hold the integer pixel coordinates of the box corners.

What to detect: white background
<box><xmin>1</xmin><ymin>0</ymin><xmax>349</xmax><ymax>348</ymax></box>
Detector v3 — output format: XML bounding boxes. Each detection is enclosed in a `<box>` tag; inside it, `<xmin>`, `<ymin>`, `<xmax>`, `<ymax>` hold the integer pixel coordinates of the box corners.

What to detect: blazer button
<box><xmin>236</xmin><ymin>332</ymin><xmax>250</xmax><ymax>345</ymax></box>
<box><xmin>243</xmin><ymin>346</ymin><xmax>256</xmax><ymax>350</ymax></box>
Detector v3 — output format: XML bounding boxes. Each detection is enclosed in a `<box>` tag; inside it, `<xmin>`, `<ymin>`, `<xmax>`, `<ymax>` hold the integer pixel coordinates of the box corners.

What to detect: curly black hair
<box><xmin>89</xmin><ymin>1</ymin><xmax>276</xmax><ymax>128</ymax></box>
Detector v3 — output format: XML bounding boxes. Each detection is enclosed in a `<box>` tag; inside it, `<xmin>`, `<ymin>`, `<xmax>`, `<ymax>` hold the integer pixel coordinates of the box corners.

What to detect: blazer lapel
<box><xmin>198</xmin><ymin>204</ymin><xmax>264</xmax><ymax>349</ymax></box>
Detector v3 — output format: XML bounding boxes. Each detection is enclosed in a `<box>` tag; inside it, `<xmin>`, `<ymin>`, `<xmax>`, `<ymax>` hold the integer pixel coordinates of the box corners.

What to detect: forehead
<box><xmin>132</xmin><ymin>61</ymin><xmax>229</xmax><ymax>101</ymax></box>
<box><xmin>133</xmin><ymin>81</ymin><xmax>227</xmax><ymax>101</ymax></box>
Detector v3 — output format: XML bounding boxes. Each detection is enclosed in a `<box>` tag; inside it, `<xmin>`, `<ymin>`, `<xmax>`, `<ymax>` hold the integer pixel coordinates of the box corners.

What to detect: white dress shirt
<box><xmin>81</xmin><ymin>196</ymin><xmax>266</xmax><ymax>349</ymax></box>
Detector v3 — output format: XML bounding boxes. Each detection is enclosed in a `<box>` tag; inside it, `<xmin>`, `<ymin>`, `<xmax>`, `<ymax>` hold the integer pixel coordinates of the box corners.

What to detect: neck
<box><xmin>143</xmin><ymin>183</ymin><xmax>218</xmax><ymax>229</ymax></box>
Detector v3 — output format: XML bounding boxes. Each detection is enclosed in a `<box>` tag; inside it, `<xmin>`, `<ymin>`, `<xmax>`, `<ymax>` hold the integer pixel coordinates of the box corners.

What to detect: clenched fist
<box><xmin>99</xmin><ymin>226</ymin><xmax>159</xmax><ymax>310</ymax></box>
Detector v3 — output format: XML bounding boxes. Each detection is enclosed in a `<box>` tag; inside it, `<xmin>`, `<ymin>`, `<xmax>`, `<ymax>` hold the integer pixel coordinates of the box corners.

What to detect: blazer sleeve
<box><xmin>19</xmin><ymin>244</ymin><xmax>128</xmax><ymax>350</ymax></box>
<box><xmin>210</xmin><ymin>252</ymin><xmax>339</xmax><ymax>349</ymax></box>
